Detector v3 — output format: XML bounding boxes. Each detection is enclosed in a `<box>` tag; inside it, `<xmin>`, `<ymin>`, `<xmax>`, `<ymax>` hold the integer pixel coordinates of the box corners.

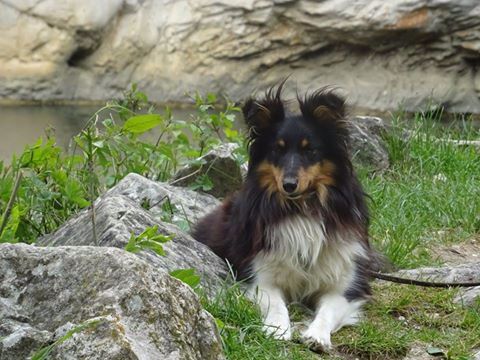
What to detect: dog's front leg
<box><xmin>301</xmin><ymin>292</ymin><xmax>361</xmax><ymax>351</ymax></box>
<box><xmin>248</xmin><ymin>284</ymin><xmax>291</xmax><ymax>340</ymax></box>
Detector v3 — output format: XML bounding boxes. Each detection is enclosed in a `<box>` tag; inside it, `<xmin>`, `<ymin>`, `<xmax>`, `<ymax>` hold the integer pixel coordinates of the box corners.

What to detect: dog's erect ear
<box><xmin>242</xmin><ymin>83</ymin><xmax>285</xmax><ymax>137</ymax></box>
<box><xmin>299</xmin><ymin>88</ymin><xmax>348</xmax><ymax>138</ymax></box>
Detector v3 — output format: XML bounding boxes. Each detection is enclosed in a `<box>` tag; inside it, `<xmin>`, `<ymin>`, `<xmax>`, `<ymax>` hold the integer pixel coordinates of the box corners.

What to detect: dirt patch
<box><xmin>428</xmin><ymin>236</ymin><xmax>480</xmax><ymax>265</ymax></box>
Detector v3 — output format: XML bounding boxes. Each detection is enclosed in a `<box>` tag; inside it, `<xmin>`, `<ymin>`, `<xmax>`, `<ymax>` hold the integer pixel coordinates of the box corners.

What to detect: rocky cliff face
<box><xmin>1</xmin><ymin>0</ymin><xmax>480</xmax><ymax>112</ymax></box>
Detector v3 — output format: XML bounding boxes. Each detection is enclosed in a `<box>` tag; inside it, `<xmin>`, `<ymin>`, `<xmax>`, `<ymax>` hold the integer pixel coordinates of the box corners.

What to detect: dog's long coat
<box><xmin>193</xmin><ymin>85</ymin><xmax>372</xmax><ymax>350</ymax></box>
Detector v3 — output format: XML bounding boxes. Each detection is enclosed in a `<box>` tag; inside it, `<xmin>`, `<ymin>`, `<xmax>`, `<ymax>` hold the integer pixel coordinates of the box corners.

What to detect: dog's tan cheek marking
<box><xmin>318</xmin><ymin>160</ymin><xmax>336</xmax><ymax>186</ymax></box>
<box><xmin>301</xmin><ymin>139</ymin><xmax>309</xmax><ymax>148</ymax></box>
<box><xmin>298</xmin><ymin>165</ymin><xmax>319</xmax><ymax>194</ymax></box>
<box><xmin>315</xmin><ymin>160</ymin><xmax>336</xmax><ymax>204</ymax></box>
<box><xmin>316</xmin><ymin>183</ymin><xmax>329</xmax><ymax>205</ymax></box>
<box><xmin>277</xmin><ymin>139</ymin><xmax>285</xmax><ymax>148</ymax></box>
<box><xmin>257</xmin><ymin>162</ymin><xmax>283</xmax><ymax>195</ymax></box>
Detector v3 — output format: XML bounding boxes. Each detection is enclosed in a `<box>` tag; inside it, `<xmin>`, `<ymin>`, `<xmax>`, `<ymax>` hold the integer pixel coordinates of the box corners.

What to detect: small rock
<box><xmin>349</xmin><ymin>116</ymin><xmax>390</xmax><ymax>171</ymax></box>
<box><xmin>172</xmin><ymin>143</ymin><xmax>243</xmax><ymax>198</ymax></box>
<box><xmin>454</xmin><ymin>286</ymin><xmax>480</xmax><ymax>306</ymax></box>
<box><xmin>403</xmin><ymin>342</ymin><xmax>435</xmax><ymax>360</ymax></box>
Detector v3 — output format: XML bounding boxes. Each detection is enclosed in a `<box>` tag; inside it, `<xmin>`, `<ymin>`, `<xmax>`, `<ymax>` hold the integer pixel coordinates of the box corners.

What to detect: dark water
<box><xmin>0</xmin><ymin>105</ymin><xmax>95</xmax><ymax>162</ymax></box>
<box><xmin>0</xmin><ymin>105</ymin><xmax>194</xmax><ymax>162</ymax></box>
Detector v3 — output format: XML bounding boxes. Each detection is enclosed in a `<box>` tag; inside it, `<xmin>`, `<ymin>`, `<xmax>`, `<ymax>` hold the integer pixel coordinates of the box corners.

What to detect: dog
<box><xmin>192</xmin><ymin>83</ymin><xmax>373</xmax><ymax>351</ymax></box>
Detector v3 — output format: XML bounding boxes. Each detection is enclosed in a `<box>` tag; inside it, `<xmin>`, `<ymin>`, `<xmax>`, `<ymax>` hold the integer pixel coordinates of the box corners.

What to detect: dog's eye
<box><xmin>273</xmin><ymin>141</ymin><xmax>286</xmax><ymax>154</ymax></box>
<box><xmin>306</xmin><ymin>148</ymin><xmax>318</xmax><ymax>156</ymax></box>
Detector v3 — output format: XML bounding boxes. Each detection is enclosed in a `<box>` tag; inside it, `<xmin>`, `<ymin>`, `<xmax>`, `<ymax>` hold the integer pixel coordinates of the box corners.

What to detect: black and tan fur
<box><xmin>193</xmin><ymin>84</ymin><xmax>374</xmax><ymax>350</ymax></box>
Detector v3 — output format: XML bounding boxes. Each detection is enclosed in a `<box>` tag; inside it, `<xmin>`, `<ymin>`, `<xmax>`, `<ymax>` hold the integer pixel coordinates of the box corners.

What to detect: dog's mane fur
<box><xmin>193</xmin><ymin>83</ymin><xmax>374</xmax><ymax>348</ymax></box>
<box><xmin>193</xmin><ymin>84</ymin><xmax>371</xmax><ymax>281</ymax></box>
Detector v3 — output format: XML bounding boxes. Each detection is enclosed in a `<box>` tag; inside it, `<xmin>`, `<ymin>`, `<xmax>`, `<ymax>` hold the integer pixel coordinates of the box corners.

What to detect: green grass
<box><xmin>334</xmin><ymin>283</ymin><xmax>480</xmax><ymax>359</ymax></box>
<box><xmin>202</xmin><ymin>282</ymin><xmax>480</xmax><ymax>360</ymax></box>
<box><xmin>361</xmin><ymin>113</ymin><xmax>480</xmax><ymax>268</ymax></box>
<box><xmin>201</xmin><ymin>282</ymin><xmax>320</xmax><ymax>360</ymax></box>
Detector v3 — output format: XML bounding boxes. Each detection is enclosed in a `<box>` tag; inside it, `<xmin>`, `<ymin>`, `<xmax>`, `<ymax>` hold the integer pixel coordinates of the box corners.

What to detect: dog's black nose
<box><xmin>282</xmin><ymin>179</ymin><xmax>298</xmax><ymax>194</ymax></box>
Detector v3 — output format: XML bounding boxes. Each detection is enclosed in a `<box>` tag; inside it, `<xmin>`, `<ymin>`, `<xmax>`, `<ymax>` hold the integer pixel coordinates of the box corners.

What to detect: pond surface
<box><xmin>0</xmin><ymin>105</ymin><xmax>95</xmax><ymax>162</ymax></box>
<box><xmin>0</xmin><ymin>105</ymin><xmax>195</xmax><ymax>162</ymax></box>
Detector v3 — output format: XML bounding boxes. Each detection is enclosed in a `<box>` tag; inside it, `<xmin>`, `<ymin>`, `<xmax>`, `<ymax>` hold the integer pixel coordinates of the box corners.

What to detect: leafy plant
<box><xmin>170</xmin><ymin>268</ymin><xmax>201</xmax><ymax>289</ymax></box>
<box><xmin>125</xmin><ymin>225</ymin><xmax>173</xmax><ymax>256</ymax></box>
<box><xmin>0</xmin><ymin>85</ymin><xmax>244</xmax><ymax>244</ymax></box>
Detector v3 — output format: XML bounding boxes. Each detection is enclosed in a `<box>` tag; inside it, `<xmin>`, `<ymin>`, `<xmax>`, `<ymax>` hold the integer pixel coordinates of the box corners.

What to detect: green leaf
<box><xmin>174</xmin><ymin>219</ymin><xmax>190</xmax><ymax>232</ymax></box>
<box><xmin>140</xmin><ymin>239</ymin><xmax>166</xmax><ymax>256</ymax></box>
<box><xmin>158</xmin><ymin>144</ymin><xmax>175</xmax><ymax>160</ymax></box>
<box><xmin>124</xmin><ymin>226</ymin><xmax>172</xmax><ymax>257</ymax></box>
<box><xmin>192</xmin><ymin>174</ymin><xmax>213</xmax><ymax>192</ymax></box>
<box><xmin>170</xmin><ymin>268</ymin><xmax>201</xmax><ymax>288</ymax></box>
<box><xmin>224</xmin><ymin>128</ymin><xmax>238</xmax><ymax>140</ymax></box>
<box><xmin>125</xmin><ymin>234</ymin><xmax>140</xmax><ymax>253</ymax></box>
<box><xmin>123</xmin><ymin>114</ymin><xmax>163</xmax><ymax>134</ymax></box>
<box><xmin>63</xmin><ymin>179</ymin><xmax>90</xmax><ymax>208</ymax></box>
<box><xmin>92</xmin><ymin>140</ymin><xmax>105</xmax><ymax>148</ymax></box>
<box><xmin>135</xmin><ymin>91</ymin><xmax>148</xmax><ymax>103</ymax></box>
<box><xmin>215</xmin><ymin>317</ymin><xmax>225</xmax><ymax>331</ymax></box>
<box><xmin>206</xmin><ymin>93</ymin><xmax>217</xmax><ymax>104</ymax></box>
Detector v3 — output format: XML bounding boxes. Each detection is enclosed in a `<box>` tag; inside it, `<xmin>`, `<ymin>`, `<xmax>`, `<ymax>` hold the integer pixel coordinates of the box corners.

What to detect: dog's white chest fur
<box><xmin>252</xmin><ymin>215</ymin><xmax>364</xmax><ymax>300</ymax></box>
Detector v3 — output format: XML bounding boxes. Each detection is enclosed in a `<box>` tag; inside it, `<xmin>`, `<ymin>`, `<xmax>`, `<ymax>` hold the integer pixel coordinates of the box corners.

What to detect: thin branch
<box><xmin>168</xmin><ymin>167</ymin><xmax>202</xmax><ymax>185</ymax></box>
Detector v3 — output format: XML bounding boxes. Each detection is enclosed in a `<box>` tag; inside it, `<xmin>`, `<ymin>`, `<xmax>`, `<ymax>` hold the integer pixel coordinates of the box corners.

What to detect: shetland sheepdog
<box><xmin>193</xmin><ymin>83</ymin><xmax>373</xmax><ymax>351</ymax></box>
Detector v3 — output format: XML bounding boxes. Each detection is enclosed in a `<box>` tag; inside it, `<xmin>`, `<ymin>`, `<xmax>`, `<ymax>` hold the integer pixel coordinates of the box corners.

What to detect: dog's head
<box><xmin>243</xmin><ymin>84</ymin><xmax>351</xmax><ymax>203</ymax></box>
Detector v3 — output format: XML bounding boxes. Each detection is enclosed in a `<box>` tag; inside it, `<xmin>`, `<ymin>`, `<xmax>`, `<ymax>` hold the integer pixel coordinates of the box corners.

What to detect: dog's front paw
<box><xmin>300</xmin><ymin>327</ymin><xmax>332</xmax><ymax>352</ymax></box>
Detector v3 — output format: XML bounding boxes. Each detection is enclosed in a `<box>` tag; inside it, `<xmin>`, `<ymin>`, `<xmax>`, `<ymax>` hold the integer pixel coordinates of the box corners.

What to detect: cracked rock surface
<box><xmin>0</xmin><ymin>244</ymin><xmax>225</xmax><ymax>360</ymax></box>
<box><xmin>38</xmin><ymin>173</ymin><xmax>228</xmax><ymax>296</ymax></box>
<box><xmin>1</xmin><ymin>0</ymin><xmax>480</xmax><ymax>112</ymax></box>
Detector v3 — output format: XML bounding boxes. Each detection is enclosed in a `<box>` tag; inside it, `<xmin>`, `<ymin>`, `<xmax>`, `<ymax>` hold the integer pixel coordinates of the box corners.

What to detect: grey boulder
<box><xmin>0</xmin><ymin>244</ymin><xmax>224</xmax><ymax>360</ymax></box>
<box><xmin>349</xmin><ymin>116</ymin><xmax>390</xmax><ymax>171</ymax></box>
<box><xmin>105</xmin><ymin>172</ymin><xmax>220</xmax><ymax>224</ymax></box>
<box><xmin>38</xmin><ymin>173</ymin><xmax>227</xmax><ymax>295</ymax></box>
